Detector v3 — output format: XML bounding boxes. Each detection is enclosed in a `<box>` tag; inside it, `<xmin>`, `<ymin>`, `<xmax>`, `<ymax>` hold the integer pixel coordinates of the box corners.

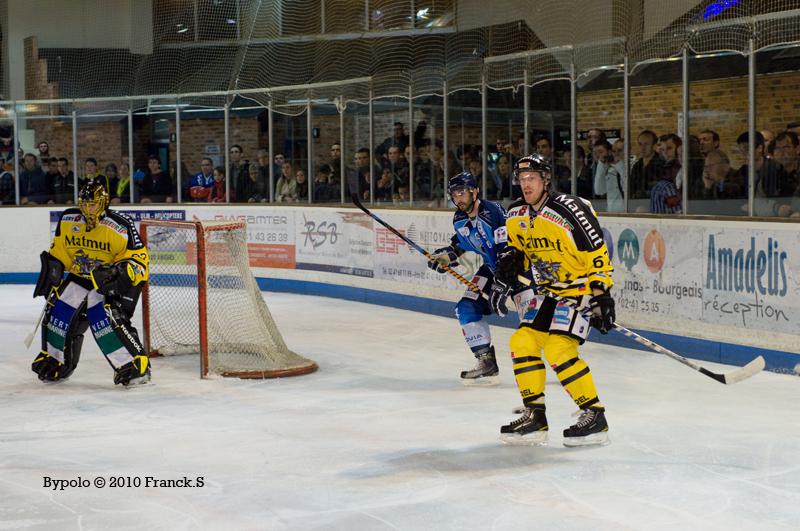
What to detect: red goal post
<box><xmin>140</xmin><ymin>219</ymin><xmax>317</xmax><ymax>379</ymax></box>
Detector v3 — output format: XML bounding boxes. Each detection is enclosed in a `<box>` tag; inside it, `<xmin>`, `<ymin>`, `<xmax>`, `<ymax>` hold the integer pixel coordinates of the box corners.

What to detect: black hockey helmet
<box><xmin>513</xmin><ymin>154</ymin><xmax>552</xmax><ymax>181</ymax></box>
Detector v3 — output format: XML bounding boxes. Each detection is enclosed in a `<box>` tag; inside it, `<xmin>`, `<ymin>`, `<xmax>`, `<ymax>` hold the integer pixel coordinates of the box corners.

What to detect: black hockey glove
<box><xmin>114</xmin><ymin>355</ymin><xmax>151</xmax><ymax>386</ymax></box>
<box><xmin>33</xmin><ymin>251</ymin><xmax>64</xmax><ymax>298</ymax></box>
<box><xmin>489</xmin><ymin>279</ymin><xmax>513</xmax><ymax>318</ymax></box>
<box><xmin>427</xmin><ymin>246</ymin><xmax>459</xmax><ymax>274</ymax></box>
<box><xmin>589</xmin><ymin>290</ymin><xmax>616</xmax><ymax>334</ymax></box>
<box><xmin>91</xmin><ymin>262</ymin><xmax>134</xmax><ymax>298</ymax></box>
<box><xmin>494</xmin><ymin>247</ymin><xmax>525</xmax><ymax>286</ymax></box>
<box><xmin>31</xmin><ymin>351</ymin><xmax>64</xmax><ymax>382</ymax></box>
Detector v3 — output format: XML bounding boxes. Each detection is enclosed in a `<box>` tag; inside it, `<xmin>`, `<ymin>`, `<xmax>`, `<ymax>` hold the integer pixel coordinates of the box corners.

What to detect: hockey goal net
<box><xmin>140</xmin><ymin>220</ymin><xmax>317</xmax><ymax>379</ymax></box>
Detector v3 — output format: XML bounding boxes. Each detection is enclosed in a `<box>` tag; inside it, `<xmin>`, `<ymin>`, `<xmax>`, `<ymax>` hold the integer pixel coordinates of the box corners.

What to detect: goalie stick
<box><xmin>23</xmin><ymin>304</ymin><xmax>47</xmax><ymax>350</ymax></box>
<box><xmin>351</xmin><ymin>193</ymin><xmax>765</xmax><ymax>385</ymax></box>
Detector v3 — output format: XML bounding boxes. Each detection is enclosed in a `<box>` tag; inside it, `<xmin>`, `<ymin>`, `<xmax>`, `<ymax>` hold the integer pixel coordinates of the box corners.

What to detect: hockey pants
<box><xmin>510</xmin><ymin>295</ymin><xmax>603</xmax><ymax>411</ymax></box>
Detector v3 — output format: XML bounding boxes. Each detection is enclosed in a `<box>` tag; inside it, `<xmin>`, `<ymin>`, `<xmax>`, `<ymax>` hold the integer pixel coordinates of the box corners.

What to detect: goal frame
<box><xmin>140</xmin><ymin>219</ymin><xmax>318</xmax><ymax>379</ymax></box>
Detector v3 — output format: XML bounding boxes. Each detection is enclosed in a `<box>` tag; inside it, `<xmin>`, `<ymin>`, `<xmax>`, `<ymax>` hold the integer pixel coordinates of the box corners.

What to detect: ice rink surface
<box><xmin>1</xmin><ymin>284</ymin><xmax>799</xmax><ymax>530</ymax></box>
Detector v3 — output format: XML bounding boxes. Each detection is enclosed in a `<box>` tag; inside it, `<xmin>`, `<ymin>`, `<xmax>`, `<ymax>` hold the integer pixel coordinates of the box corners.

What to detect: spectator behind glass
<box><xmin>81</xmin><ymin>157</ymin><xmax>109</xmax><ymax>192</ymax></box>
<box><xmin>52</xmin><ymin>158</ymin><xmax>75</xmax><ymax>205</ymax></box>
<box><xmin>700</xmin><ymin>149</ymin><xmax>744</xmax><ymax>215</ymax></box>
<box><xmin>20</xmin><ymin>153</ymin><xmax>49</xmax><ymax>205</ymax></box>
<box><xmin>497</xmin><ymin>154</ymin><xmax>520</xmax><ymax>201</ymax></box>
<box><xmin>563</xmin><ymin>145</ymin><xmax>594</xmax><ymax>200</ymax></box>
<box><xmin>536</xmin><ymin>137</ymin><xmax>570</xmax><ymax>186</ymax></box>
<box><xmin>650</xmin><ymin>134</ymin><xmax>682</xmax><ymax>214</ymax></box>
<box><xmin>377</xmin><ymin>122</ymin><xmax>409</xmax><ymax>160</ymax></box>
<box><xmin>189</xmin><ymin>157</ymin><xmax>215</xmax><ymax>202</ymax></box>
<box><xmin>42</xmin><ymin>158</ymin><xmax>59</xmax><ymax>204</ymax></box>
<box><xmin>104</xmin><ymin>163</ymin><xmax>120</xmax><ymax>202</ymax></box>
<box><xmin>229</xmin><ymin>144</ymin><xmax>250</xmax><ymax>200</ymax></box>
<box><xmin>736</xmin><ymin>131</ymin><xmax>794</xmax><ymax>216</ymax></box>
<box><xmin>38</xmin><ymin>141</ymin><xmax>51</xmax><ymax>159</ymax></box>
<box><xmin>0</xmin><ymin>163</ymin><xmax>13</xmax><ymax>204</ymax></box>
<box><xmin>111</xmin><ymin>162</ymin><xmax>135</xmax><ymax>204</ymax></box>
<box><xmin>314</xmin><ymin>164</ymin><xmax>334</xmax><ymax>203</ymax></box>
<box><xmin>275</xmin><ymin>161</ymin><xmax>298</xmax><ymax>203</ymax></box>
<box><xmin>140</xmin><ymin>155</ymin><xmax>173</xmax><ymax>203</ymax></box>
<box><xmin>272</xmin><ymin>153</ymin><xmax>285</xmax><ymax>186</ymax></box>
<box><xmin>629</xmin><ymin>130</ymin><xmax>661</xmax><ymax>201</ymax></box>
<box><xmin>209</xmin><ymin>166</ymin><xmax>228</xmax><ymax>203</ymax></box>
<box><xmin>296</xmin><ymin>169</ymin><xmax>308</xmax><ymax>202</ymax></box>
<box><xmin>698</xmin><ymin>129</ymin><xmax>720</xmax><ymax>158</ymax></box>
<box><xmin>356</xmin><ymin>148</ymin><xmax>379</xmax><ymax>200</ymax></box>
<box><xmin>593</xmin><ymin>141</ymin><xmax>625</xmax><ymax>212</ymax></box>
<box><xmin>329</xmin><ymin>143</ymin><xmax>341</xmax><ymax>185</ymax></box>
<box><xmin>0</xmin><ymin>126</ymin><xmax>14</xmax><ymax>163</ymax></box>
<box><xmin>773</xmin><ymin>132</ymin><xmax>800</xmax><ymax>216</ymax></box>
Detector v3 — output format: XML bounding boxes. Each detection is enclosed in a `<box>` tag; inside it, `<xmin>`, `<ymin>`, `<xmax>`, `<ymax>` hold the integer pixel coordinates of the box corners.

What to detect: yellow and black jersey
<box><xmin>506</xmin><ymin>192</ymin><xmax>613</xmax><ymax>297</ymax></box>
<box><xmin>50</xmin><ymin>208</ymin><xmax>149</xmax><ymax>285</ymax></box>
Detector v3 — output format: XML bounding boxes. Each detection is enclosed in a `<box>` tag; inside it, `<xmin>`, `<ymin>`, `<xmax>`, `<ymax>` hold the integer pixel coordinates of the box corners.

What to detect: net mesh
<box><xmin>13</xmin><ymin>2</ymin><xmax>800</xmax><ymax>113</ymax></box>
<box><xmin>142</xmin><ymin>220</ymin><xmax>317</xmax><ymax>378</ymax></box>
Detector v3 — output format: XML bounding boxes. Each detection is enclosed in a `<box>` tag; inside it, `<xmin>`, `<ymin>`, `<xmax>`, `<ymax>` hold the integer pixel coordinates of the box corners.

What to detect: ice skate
<box><xmin>460</xmin><ymin>347</ymin><xmax>499</xmax><ymax>386</ymax></box>
<box><xmin>500</xmin><ymin>406</ymin><xmax>548</xmax><ymax>445</ymax></box>
<box><xmin>563</xmin><ymin>408</ymin><xmax>609</xmax><ymax>447</ymax></box>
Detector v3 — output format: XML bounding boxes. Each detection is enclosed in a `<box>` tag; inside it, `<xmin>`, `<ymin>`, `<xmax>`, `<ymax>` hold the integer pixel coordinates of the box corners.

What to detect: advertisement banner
<box><xmin>371</xmin><ymin>211</ymin><xmax>477</xmax><ymax>292</ymax></box>
<box><xmin>49</xmin><ymin>209</ymin><xmax>187</xmax><ymax>238</ymax></box>
<box><xmin>294</xmin><ymin>210</ymin><xmax>374</xmax><ymax>277</ymax></box>
<box><xmin>187</xmin><ymin>208</ymin><xmax>296</xmax><ymax>269</ymax></box>
<box><xmin>603</xmin><ymin>219</ymin><xmax>704</xmax><ymax>322</ymax></box>
<box><xmin>701</xmin><ymin>227</ymin><xmax>800</xmax><ymax>333</ymax></box>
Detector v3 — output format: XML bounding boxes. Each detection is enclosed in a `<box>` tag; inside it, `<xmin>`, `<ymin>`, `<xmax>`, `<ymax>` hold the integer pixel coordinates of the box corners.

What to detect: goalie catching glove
<box><xmin>427</xmin><ymin>246</ymin><xmax>459</xmax><ymax>274</ymax></box>
<box><xmin>90</xmin><ymin>261</ymin><xmax>136</xmax><ymax>298</ymax></box>
<box><xmin>589</xmin><ymin>287</ymin><xmax>615</xmax><ymax>334</ymax></box>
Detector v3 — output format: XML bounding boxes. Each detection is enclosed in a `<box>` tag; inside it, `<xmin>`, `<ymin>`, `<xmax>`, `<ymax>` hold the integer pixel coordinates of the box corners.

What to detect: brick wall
<box><xmin>22</xmin><ymin>38</ymin><xmax>800</xmax><ymax>175</ymax></box>
<box><xmin>578</xmin><ymin>70</ymin><xmax>800</xmax><ymax>166</ymax></box>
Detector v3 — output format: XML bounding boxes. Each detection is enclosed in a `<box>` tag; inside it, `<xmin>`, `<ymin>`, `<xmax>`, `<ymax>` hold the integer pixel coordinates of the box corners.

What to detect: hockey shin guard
<box><xmin>509</xmin><ymin>327</ymin><xmax>548</xmax><ymax>408</ymax></box>
<box><xmin>544</xmin><ymin>334</ymin><xmax>602</xmax><ymax>410</ymax></box>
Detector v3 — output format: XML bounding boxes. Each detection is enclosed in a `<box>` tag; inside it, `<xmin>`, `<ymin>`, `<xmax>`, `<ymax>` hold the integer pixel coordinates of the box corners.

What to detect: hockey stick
<box><xmin>23</xmin><ymin>304</ymin><xmax>46</xmax><ymax>350</ymax></box>
<box><xmin>351</xmin><ymin>194</ymin><xmax>765</xmax><ymax>385</ymax></box>
<box><xmin>510</xmin><ymin>275</ymin><xmax>765</xmax><ymax>385</ymax></box>
<box><xmin>350</xmin><ymin>193</ymin><xmax>482</xmax><ymax>296</ymax></box>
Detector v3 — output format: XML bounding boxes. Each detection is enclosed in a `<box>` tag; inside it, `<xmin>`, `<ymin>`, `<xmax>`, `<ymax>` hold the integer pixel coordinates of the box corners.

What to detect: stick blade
<box><xmin>722</xmin><ymin>355</ymin><xmax>766</xmax><ymax>385</ymax></box>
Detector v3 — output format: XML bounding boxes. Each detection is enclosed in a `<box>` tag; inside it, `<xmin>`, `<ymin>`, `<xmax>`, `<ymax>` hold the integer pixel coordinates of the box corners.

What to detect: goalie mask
<box><xmin>78</xmin><ymin>179</ymin><xmax>109</xmax><ymax>230</ymax></box>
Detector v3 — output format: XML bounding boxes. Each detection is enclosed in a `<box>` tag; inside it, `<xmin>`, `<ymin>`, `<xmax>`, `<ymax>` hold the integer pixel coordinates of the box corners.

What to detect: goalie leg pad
<box><xmin>41</xmin><ymin>280</ymin><xmax>90</xmax><ymax>365</ymax></box>
<box><xmin>86</xmin><ymin>292</ymin><xmax>144</xmax><ymax>370</ymax></box>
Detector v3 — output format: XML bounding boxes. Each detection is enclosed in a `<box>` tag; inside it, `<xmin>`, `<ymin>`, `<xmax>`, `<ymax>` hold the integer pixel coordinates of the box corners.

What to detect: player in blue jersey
<box><xmin>428</xmin><ymin>172</ymin><xmax>532</xmax><ymax>385</ymax></box>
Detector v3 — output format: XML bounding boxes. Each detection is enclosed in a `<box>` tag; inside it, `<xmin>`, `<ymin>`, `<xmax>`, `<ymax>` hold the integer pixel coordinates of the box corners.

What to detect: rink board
<box><xmin>1</xmin><ymin>204</ymin><xmax>798</xmax><ymax>371</ymax></box>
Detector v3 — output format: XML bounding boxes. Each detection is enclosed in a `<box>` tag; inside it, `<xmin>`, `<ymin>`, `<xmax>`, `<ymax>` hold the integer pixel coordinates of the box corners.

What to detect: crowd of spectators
<box><xmin>2</xmin><ymin>120</ymin><xmax>799</xmax><ymax>217</ymax></box>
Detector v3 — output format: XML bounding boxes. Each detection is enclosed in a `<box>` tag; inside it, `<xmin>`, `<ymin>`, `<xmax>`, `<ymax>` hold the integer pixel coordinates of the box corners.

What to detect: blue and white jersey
<box><xmin>190</xmin><ymin>171</ymin><xmax>214</xmax><ymax>188</ymax></box>
<box><xmin>449</xmin><ymin>200</ymin><xmax>508</xmax><ymax>270</ymax></box>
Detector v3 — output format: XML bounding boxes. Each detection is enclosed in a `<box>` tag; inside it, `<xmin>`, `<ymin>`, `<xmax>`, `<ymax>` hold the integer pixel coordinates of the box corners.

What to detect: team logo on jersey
<box><xmin>458</xmin><ymin>226</ymin><xmax>471</xmax><ymax>237</ymax></box>
<box><xmin>71</xmin><ymin>225</ymin><xmax>81</xmax><ymax>233</ymax></box>
<box><xmin>518</xmin><ymin>220</ymin><xmax>529</xmax><ymax>230</ymax></box>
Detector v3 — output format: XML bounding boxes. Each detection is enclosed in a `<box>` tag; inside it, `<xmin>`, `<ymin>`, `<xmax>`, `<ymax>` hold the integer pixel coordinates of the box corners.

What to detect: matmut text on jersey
<box><xmin>449</xmin><ymin>199</ymin><xmax>508</xmax><ymax>269</ymax></box>
<box><xmin>505</xmin><ymin>192</ymin><xmax>613</xmax><ymax>296</ymax></box>
<box><xmin>49</xmin><ymin>208</ymin><xmax>149</xmax><ymax>284</ymax></box>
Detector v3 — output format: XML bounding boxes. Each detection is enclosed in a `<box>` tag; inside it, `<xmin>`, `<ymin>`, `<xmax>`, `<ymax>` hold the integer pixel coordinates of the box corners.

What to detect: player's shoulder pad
<box><xmin>548</xmin><ymin>192</ymin><xmax>605</xmax><ymax>247</ymax></box>
<box><xmin>506</xmin><ymin>198</ymin><xmax>529</xmax><ymax>218</ymax></box>
<box><xmin>105</xmin><ymin>210</ymin><xmax>144</xmax><ymax>248</ymax></box>
<box><xmin>59</xmin><ymin>207</ymin><xmax>83</xmax><ymax>223</ymax></box>
<box><xmin>452</xmin><ymin>209</ymin><xmax>467</xmax><ymax>224</ymax></box>
<box><xmin>479</xmin><ymin>199</ymin><xmax>507</xmax><ymax>221</ymax></box>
